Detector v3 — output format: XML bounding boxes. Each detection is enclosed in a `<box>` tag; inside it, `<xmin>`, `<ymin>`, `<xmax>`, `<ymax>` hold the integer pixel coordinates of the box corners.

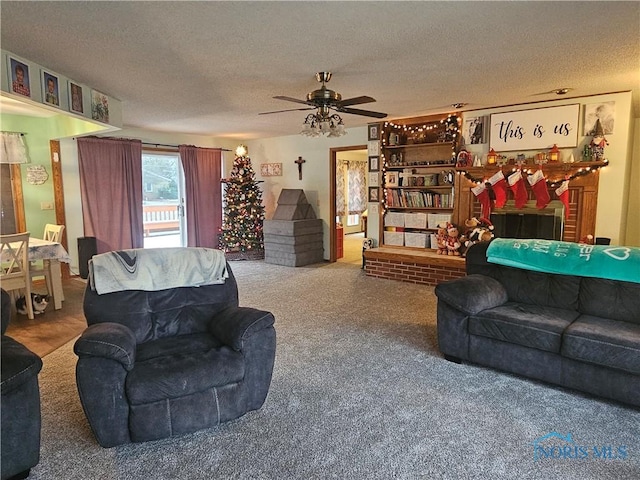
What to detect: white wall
<box><xmin>247</xmin><ymin>126</ymin><xmax>368</xmax><ymax>260</ymax></box>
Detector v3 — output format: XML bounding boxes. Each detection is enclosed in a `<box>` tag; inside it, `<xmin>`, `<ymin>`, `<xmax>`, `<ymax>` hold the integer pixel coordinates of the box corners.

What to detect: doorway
<box><xmin>329</xmin><ymin>145</ymin><xmax>368</xmax><ymax>263</ymax></box>
<box><xmin>142</xmin><ymin>151</ymin><xmax>186</xmax><ymax>248</ymax></box>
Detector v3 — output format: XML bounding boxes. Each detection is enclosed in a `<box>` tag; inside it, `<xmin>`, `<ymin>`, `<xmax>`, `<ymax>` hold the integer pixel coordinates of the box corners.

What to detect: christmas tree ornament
<box><xmin>507</xmin><ymin>170</ymin><xmax>528</xmax><ymax>208</ymax></box>
<box><xmin>527</xmin><ymin>168</ymin><xmax>550</xmax><ymax>209</ymax></box>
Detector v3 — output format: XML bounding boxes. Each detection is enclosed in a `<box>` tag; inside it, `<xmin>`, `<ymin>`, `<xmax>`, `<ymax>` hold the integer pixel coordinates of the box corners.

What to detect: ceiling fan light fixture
<box><xmin>300</xmin><ymin>111</ymin><xmax>346</xmax><ymax>138</ymax></box>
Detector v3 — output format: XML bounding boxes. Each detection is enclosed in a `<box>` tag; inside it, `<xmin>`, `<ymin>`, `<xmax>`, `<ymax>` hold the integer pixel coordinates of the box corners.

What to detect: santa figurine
<box><xmin>590</xmin><ymin>119</ymin><xmax>608</xmax><ymax>161</ymax></box>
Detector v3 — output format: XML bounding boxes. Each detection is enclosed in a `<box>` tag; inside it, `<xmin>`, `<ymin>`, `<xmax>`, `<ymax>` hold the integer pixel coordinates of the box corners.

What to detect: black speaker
<box><xmin>78</xmin><ymin>236</ymin><xmax>97</xmax><ymax>279</ymax></box>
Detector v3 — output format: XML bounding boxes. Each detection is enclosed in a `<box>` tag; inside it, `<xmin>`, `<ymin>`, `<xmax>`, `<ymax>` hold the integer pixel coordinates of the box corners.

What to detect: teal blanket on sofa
<box><xmin>486</xmin><ymin>239</ymin><xmax>640</xmax><ymax>284</ymax></box>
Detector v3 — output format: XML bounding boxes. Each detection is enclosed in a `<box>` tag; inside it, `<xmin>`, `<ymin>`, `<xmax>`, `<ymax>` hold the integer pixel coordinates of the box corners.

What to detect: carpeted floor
<box><xmin>29</xmin><ymin>260</ymin><xmax>639</xmax><ymax>479</ymax></box>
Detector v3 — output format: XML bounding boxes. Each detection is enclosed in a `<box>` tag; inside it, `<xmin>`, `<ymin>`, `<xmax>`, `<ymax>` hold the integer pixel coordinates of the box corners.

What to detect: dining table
<box><xmin>24</xmin><ymin>237</ymin><xmax>71</xmax><ymax>310</ymax></box>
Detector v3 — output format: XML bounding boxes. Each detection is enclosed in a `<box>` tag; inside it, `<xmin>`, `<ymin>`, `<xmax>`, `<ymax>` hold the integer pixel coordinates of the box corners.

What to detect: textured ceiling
<box><xmin>1</xmin><ymin>1</ymin><xmax>638</xmax><ymax>139</ymax></box>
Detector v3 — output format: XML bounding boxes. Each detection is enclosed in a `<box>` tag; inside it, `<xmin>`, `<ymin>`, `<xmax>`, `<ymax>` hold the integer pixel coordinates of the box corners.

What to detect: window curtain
<box><xmin>77</xmin><ymin>137</ymin><xmax>143</xmax><ymax>254</ymax></box>
<box><xmin>179</xmin><ymin>145</ymin><xmax>222</xmax><ymax>248</ymax></box>
<box><xmin>348</xmin><ymin>160</ymin><xmax>367</xmax><ymax>215</ymax></box>
<box><xmin>0</xmin><ymin>132</ymin><xmax>30</xmax><ymax>164</ymax></box>
<box><xmin>336</xmin><ymin>161</ymin><xmax>347</xmax><ymax>217</ymax></box>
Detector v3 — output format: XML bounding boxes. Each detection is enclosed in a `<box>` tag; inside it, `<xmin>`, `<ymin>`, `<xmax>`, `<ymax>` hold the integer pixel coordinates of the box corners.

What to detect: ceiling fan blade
<box><xmin>259</xmin><ymin>107</ymin><xmax>315</xmax><ymax>115</ymax></box>
<box><xmin>339</xmin><ymin>107</ymin><xmax>387</xmax><ymax>119</ymax></box>
<box><xmin>337</xmin><ymin>96</ymin><xmax>376</xmax><ymax>107</ymax></box>
<box><xmin>273</xmin><ymin>95</ymin><xmax>313</xmax><ymax>106</ymax></box>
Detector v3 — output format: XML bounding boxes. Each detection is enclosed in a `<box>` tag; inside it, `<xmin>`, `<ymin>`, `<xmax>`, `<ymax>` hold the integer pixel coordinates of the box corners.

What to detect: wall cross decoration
<box><xmin>295</xmin><ymin>156</ymin><xmax>306</xmax><ymax>180</ymax></box>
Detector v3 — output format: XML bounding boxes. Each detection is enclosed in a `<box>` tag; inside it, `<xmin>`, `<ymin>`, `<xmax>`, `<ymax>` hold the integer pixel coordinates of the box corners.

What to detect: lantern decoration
<box><xmin>548</xmin><ymin>144</ymin><xmax>560</xmax><ymax>162</ymax></box>
<box><xmin>487</xmin><ymin>148</ymin><xmax>498</xmax><ymax>165</ymax></box>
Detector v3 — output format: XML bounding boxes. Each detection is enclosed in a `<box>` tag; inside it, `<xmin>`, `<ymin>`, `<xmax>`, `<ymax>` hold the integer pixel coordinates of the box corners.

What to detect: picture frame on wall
<box><xmin>8</xmin><ymin>57</ymin><xmax>31</xmax><ymax>98</ymax></box>
<box><xmin>42</xmin><ymin>70</ymin><xmax>60</xmax><ymax>107</ymax></box>
<box><xmin>368</xmin><ymin>186</ymin><xmax>380</xmax><ymax>203</ymax></box>
<box><xmin>368</xmin><ymin>155</ymin><xmax>379</xmax><ymax>172</ymax></box>
<box><xmin>69</xmin><ymin>82</ymin><xmax>84</xmax><ymax>114</ymax></box>
<box><xmin>463</xmin><ymin>116</ymin><xmax>486</xmax><ymax>144</ymax></box>
<box><xmin>583</xmin><ymin>101</ymin><xmax>615</xmax><ymax>135</ymax></box>
<box><xmin>368</xmin><ymin>124</ymin><xmax>380</xmax><ymax>141</ymax></box>
<box><xmin>260</xmin><ymin>163</ymin><xmax>282</xmax><ymax>176</ymax></box>
<box><xmin>91</xmin><ymin>90</ymin><xmax>110</xmax><ymax>123</ymax></box>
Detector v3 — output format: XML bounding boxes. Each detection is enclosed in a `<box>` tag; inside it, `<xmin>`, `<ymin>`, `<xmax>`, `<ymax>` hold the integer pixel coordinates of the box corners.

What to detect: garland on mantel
<box><xmin>457</xmin><ymin>159</ymin><xmax>609</xmax><ymax>188</ymax></box>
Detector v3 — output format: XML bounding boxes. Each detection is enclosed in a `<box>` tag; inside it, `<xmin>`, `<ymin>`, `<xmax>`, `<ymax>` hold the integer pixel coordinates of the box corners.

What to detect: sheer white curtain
<box><xmin>0</xmin><ymin>133</ymin><xmax>30</xmax><ymax>164</ymax></box>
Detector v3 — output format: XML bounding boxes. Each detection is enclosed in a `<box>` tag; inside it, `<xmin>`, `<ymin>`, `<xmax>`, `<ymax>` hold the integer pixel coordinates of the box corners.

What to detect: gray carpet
<box><xmin>33</xmin><ymin>261</ymin><xmax>639</xmax><ymax>479</ymax></box>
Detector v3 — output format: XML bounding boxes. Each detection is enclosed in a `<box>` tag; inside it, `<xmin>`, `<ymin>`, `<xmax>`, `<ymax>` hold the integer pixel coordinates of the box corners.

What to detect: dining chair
<box><xmin>0</xmin><ymin>232</ymin><xmax>34</xmax><ymax>319</ymax></box>
<box><xmin>30</xmin><ymin>224</ymin><xmax>65</xmax><ymax>299</ymax></box>
<box><xmin>43</xmin><ymin>223</ymin><xmax>65</xmax><ymax>242</ymax></box>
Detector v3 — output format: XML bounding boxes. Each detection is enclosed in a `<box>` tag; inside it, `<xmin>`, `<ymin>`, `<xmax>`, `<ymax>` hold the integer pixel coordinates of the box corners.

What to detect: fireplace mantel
<box><xmin>453</xmin><ymin>161</ymin><xmax>605</xmax><ymax>242</ymax></box>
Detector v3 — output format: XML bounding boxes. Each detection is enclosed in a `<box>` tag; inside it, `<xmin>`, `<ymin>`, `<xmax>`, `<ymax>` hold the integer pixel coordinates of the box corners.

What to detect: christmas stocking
<box><xmin>555</xmin><ymin>179</ymin><xmax>570</xmax><ymax>220</ymax></box>
<box><xmin>488</xmin><ymin>170</ymin><xmax>508</xmax><ymax>208</ymax></box>
<box><xmin>508</xmin><ymin>170</ymin><xmax>528</xmax><ymax>208</ymax></box>
<box><xmin>527</xmin><ymin>169</ymin><xmax>550</xmax><ymax>209</ymax></box>
<box><xmin>471</xmin><ymin>183</ymin><xmax>494</xmax><ymax>218</ymax></box>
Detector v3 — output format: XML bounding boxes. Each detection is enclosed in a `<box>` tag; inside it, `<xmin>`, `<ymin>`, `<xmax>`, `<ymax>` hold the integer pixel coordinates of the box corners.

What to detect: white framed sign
<box><xmin>489</xmin><ymin>104</ymin><xmax>579</xmax><ymax>151</ymax></box>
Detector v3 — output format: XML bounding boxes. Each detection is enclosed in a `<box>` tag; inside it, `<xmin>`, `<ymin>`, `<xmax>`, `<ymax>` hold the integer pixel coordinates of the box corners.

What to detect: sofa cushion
<box><xmin>579</xmin><ymin>277</ymin><xmax>640</xmax><ymax>325</ymax></box>
<box><xmin>466</xmin><ymin>242</ymin><xmax>581</xmax><ymax>310</ymax></box>
<box><xmin>136</xmin><ymin>333</ymin><xmax>223</xmax><ymax>363</ymax></box>
<box><xmin>126</xmin><ymin>343</ymin><xmax>244</xmax><ymax>405</ymax></box>
<box><xmin>561</xmin><ymin>315</ymin><xmax>640</xmax><ymax>375</ymax></box>
<box><xmin>469</xmin><ymin>303</ymin><xmax>579</xmax><ymax>353</ymax></box>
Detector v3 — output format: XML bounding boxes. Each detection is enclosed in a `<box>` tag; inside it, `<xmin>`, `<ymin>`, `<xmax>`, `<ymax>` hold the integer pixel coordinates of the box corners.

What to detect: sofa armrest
<box><xmin>73</xmin><ymin>322</ymin><xmax>136</xmax><ymax>371</ymax></box>
<box><xmin>435</xmin><ymin>274</ymin><xmax>508</xmax><ymax>315</ymax></box>
<box><xmin>1</xmin><ymin>336</ymin><xmax>43</xmax><ymax>395</ymax></box>
<box><xmin>209</xmin><ymin>307</ymin><xmax>275</xmax><ymax>351</ymax></box>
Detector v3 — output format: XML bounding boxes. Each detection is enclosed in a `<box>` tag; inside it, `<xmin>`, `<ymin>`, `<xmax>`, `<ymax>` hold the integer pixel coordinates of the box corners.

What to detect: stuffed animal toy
<box><xmin>445</xmin><ymin>223</ymin><xmax>461</xmax><ymax>256</ymax></box>
<box><xmin>462</xmin><ymin>217</ymin><xmax>495</xmax><ymax>255</ymax></box>
<box><xmin>436</xmin><ymin>225</ymin><xmax>448</xmax><ymax>255</ymax></box>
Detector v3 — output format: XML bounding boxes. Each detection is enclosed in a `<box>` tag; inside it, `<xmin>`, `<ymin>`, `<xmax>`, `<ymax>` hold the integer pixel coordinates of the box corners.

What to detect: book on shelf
<box><xmin>385</xmin><ymin>188</ymin><xmax>452</xmax><ymax>209</ymax></box>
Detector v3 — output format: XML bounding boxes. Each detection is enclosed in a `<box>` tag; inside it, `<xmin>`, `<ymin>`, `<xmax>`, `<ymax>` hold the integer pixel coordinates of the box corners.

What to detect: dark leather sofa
<box><xmin>1</xmin><ymin>289</ymin><xmax>43</xmax><ymax>480</ymax></box>
<box><xmin>74</xmin><ymin>262</ymin><xmax>276</xmax><ymax>447</ymax></box>
<box><xmin>434</xmin><ymin>242</ymin><xmax>640</xmax><ymax>407</ymax></box>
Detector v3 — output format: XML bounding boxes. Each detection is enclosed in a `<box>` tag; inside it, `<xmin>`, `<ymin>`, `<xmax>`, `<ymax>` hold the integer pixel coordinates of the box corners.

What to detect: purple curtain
<box><xmin>77</xmin><ymin>137</ymin><xmax>143</xmax><ymax>254</ymax></box>
<box><xmin>179</xmin><ymin>145</ymin><xmax>222</xmax><ymax>248</ymax></box>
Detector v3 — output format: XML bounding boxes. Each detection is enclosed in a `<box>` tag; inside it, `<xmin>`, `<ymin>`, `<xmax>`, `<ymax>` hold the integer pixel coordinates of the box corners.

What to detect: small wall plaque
<box><xmin>260</xmin><ymin>163</ymin><xmax>282</xmax><ymax>176</ymax></box>
<box><xmin>26</xmin><ymin>165</ymin><xmax>48</xmax><ymax>185</ymax></box>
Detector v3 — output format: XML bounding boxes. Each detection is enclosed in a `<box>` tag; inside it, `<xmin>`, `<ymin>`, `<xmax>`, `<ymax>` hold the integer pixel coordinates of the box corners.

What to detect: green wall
<box><xmin>1</xmin><ymin>112</ymin><xmax>109</xmax><ymax>236</ymax></box>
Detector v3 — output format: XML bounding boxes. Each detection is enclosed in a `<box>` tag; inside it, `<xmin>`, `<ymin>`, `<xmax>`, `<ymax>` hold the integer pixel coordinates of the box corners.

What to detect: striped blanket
<box><xmin>486</xmin><ymin>238</ymin><xmax>640</xmax><ymax>284</ymax></box>
<box><xmin>89</xmin><ymin>247</ymin><xmax>228</xmax><ymax>294</ymax></box>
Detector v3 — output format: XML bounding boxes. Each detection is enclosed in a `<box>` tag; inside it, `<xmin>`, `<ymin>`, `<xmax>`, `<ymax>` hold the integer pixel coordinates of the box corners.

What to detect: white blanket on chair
<box><xmin>89</xmin><ymin>248</ymin><xmax>228</xmax><ymax>294</ymax></box>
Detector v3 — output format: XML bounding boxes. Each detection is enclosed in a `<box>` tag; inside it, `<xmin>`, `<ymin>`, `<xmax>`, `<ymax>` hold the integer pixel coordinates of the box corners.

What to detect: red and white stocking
<box><xmin>527</xmin><ymin>169</ymin><xmax>550</xmax><ymax>209</ymax></box>
<box><xmin>471</xmin><ymin>183</ymin><xmax>494</xmax><ymax>218</ymax></box>
<box><xmin>555</xmin><ymin>179</ymin><xmax>570</xmax><ymax>220</ymax></box>
<box><xmin>488</xmin><ymin>170</ymin><xmax>508</xmax><ymax>208</ymax></box>
<box><xmin>507</xmin><ymin>170</ymin><xmax>528</xmax><ymax>208</ymax></box>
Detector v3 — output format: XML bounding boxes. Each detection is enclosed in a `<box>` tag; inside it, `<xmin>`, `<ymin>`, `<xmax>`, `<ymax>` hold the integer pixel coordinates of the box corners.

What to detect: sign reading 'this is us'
<box><xmin>489</xmin><ymin>104</ymin><xmax>580</xmax><ymax>152</ymax></box>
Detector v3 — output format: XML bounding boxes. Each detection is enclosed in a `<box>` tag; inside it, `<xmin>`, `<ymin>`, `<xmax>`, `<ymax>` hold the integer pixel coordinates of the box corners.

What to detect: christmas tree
<box><xmin>219</xmin><ymin>145</ymin><xmax>265</xmax><ymax>259</ymax></box>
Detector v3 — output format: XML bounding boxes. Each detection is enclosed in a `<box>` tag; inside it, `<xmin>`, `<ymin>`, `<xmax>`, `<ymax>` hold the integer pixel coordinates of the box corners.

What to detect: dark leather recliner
<box><xmin>73</xmin><ymin>261</ymin><xmax>276</xmax><ymax>447</ymax></box>
<box><xmin>1</xmin><ymin>289</ymin><xmax>43</xmax><ymax>480</ymax></box>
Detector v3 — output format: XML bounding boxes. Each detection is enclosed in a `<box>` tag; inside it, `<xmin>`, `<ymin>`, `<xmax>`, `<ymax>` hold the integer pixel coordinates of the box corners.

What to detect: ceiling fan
<box><xmin>259</xmin><ymin>72</ymin><xmax>387</xmax><ymax>119</ymax></box>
